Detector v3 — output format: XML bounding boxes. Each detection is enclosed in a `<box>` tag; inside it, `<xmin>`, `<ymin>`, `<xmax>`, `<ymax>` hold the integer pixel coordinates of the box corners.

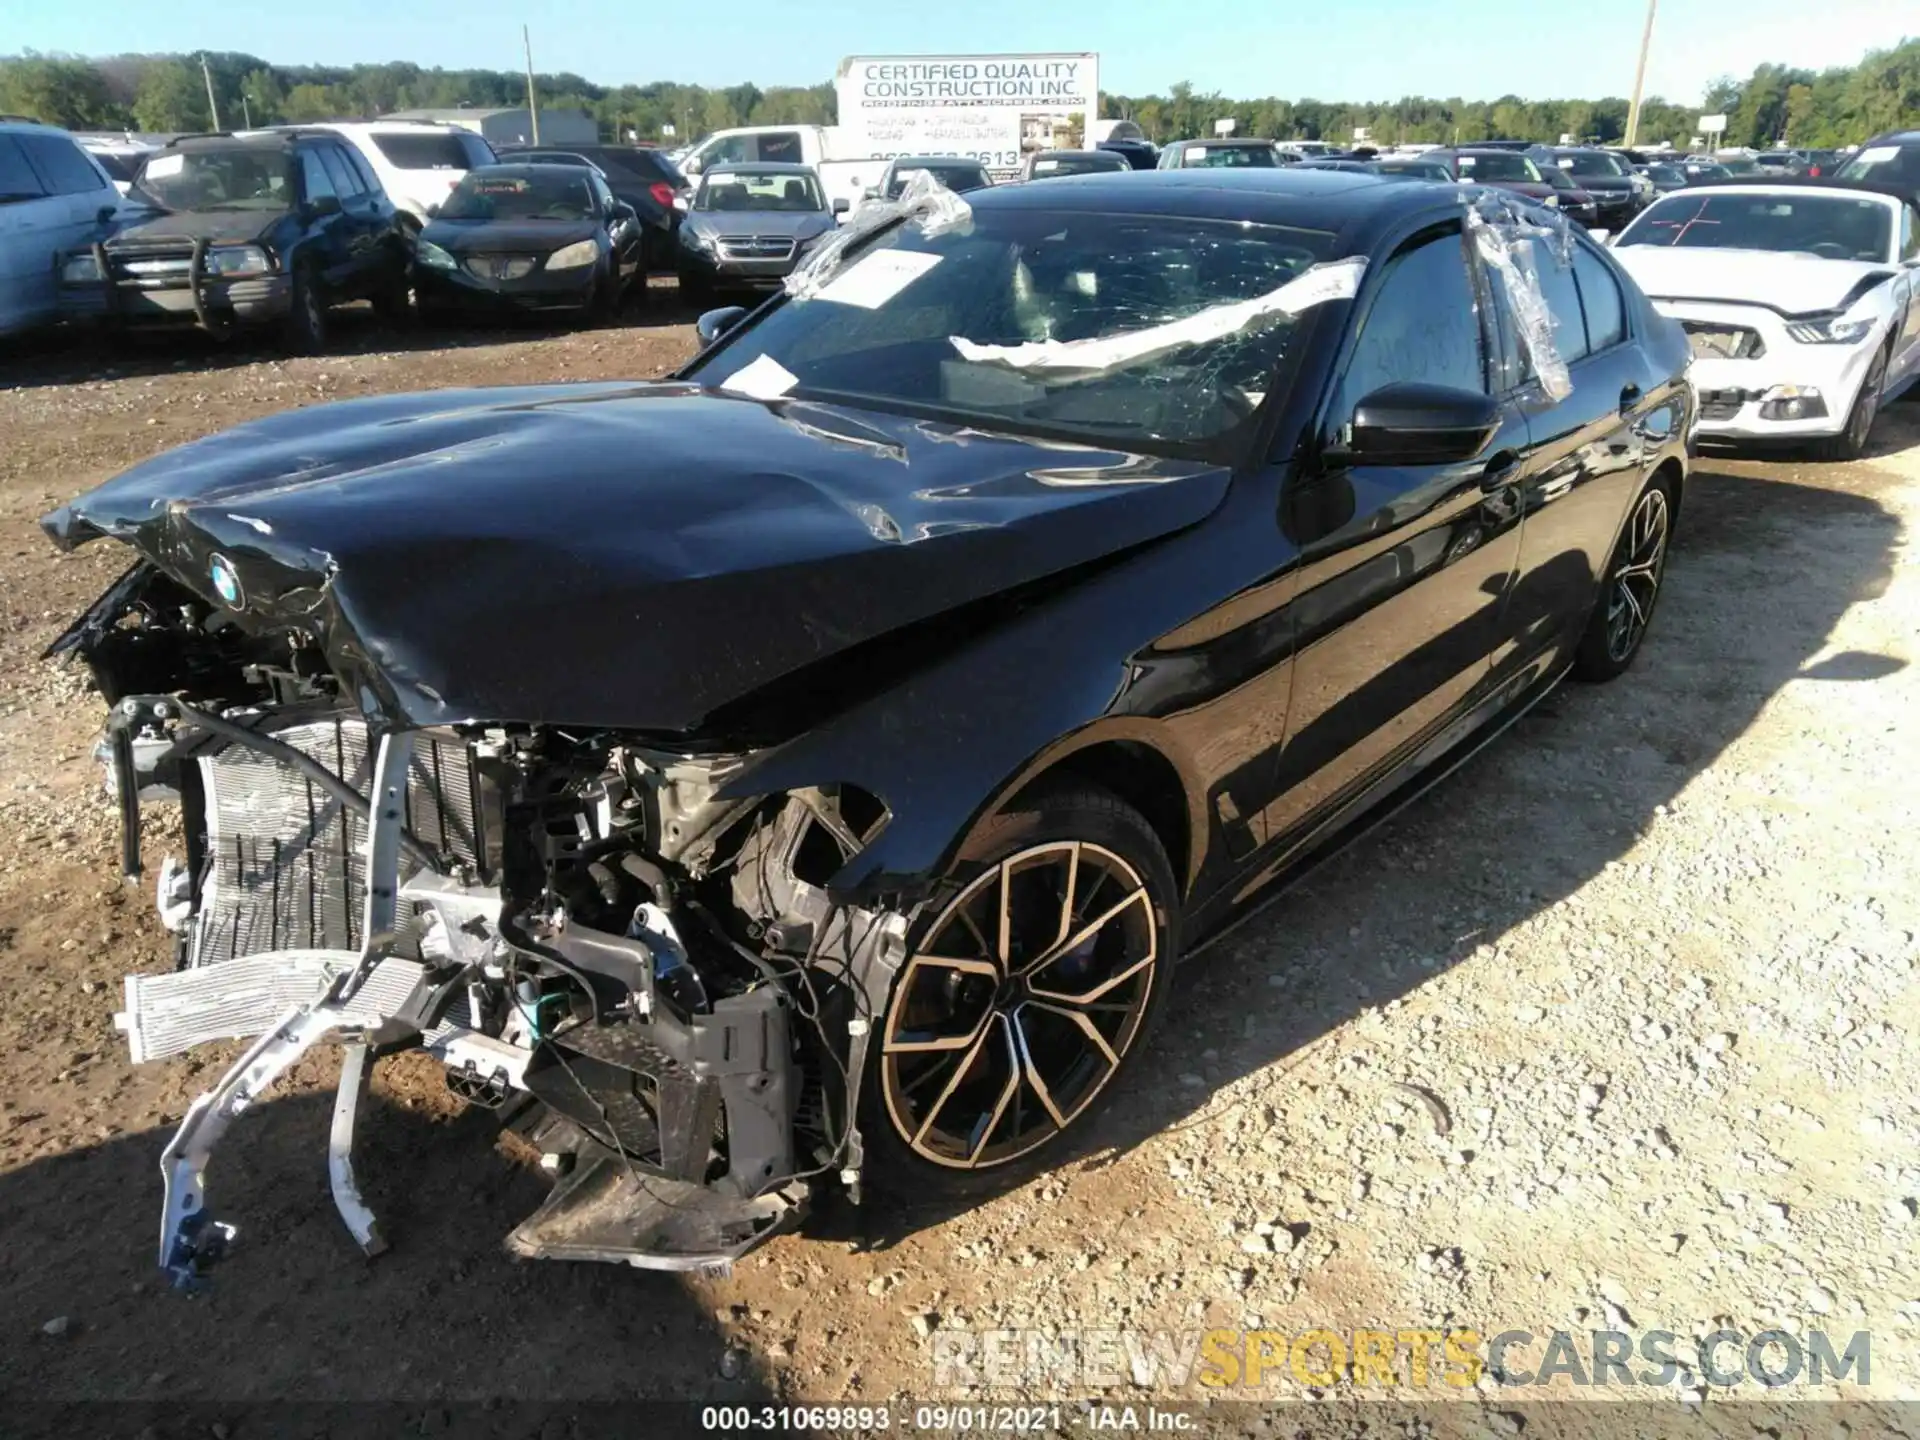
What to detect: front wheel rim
<box><xmin>880</xmin><ymin>840</ymin><xmax>1158</xmax><ymax>1170</ymax></box>
<box><xmin>1605</xmin><ymin>486</ymin><xmax>1669</xmax><ymax>663</ymax></box>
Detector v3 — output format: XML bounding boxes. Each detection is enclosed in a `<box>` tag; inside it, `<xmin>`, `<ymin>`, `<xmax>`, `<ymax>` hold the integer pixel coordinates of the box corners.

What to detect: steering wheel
<box><xmin>1808</xmin><ymin>241</ymin><xmax>1855</xmax><ymax>260</ymax></box>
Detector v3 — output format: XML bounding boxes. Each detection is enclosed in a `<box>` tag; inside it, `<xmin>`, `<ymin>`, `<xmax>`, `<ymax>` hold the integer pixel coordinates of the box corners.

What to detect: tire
<box><xmin>283</xmin><ymin>261</ymin><xmax>328</xmax><ymax>354</ymax></box>
<box><xmin>1572</xmin><ymin>471</ymin><xmax>1675</xmax><ymax>683</ymax></box>
<box><xmin>860</xmin><ymin>783</ymin><xmax>1179</xmax><ymax>1201</ymax></box>
<box><xmin>371</xmin><ymin>261</ymin><xmax>413</xmax><ymax>326</ymax></box>
<box><xmin>1811</xmin><ymin>345</ymin><xmax>1889</xmax><ymax>463</ymax></box>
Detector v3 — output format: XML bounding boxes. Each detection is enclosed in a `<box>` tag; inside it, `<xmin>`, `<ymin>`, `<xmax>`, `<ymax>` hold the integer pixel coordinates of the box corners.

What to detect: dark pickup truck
<box><xmin>60</xmin><ymin>129</ymin><xmax>412</xmax><ymax>351</ymax></box>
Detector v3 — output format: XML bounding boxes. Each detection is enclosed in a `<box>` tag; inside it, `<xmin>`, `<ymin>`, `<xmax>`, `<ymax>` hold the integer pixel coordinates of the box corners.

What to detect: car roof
<box><xmin>314</xmin><ymin>120</ymin><xmax>475</xmax><ymax>136</ymax></box>
<box><xmin>966</xmin><ymin>166</ymin><xmax>1468</xmax><ymax>247</ymax></box>
<box><xmin>1031</xmin><ymin>150</ymin><xmax>1116</xmax><ymax>160</ymax></box>
<box><xmin>1677</xmin><ymin>177</ymin><xmax>1910</xmax><ymax>208</ymax></box>
<box><xmin>703</xmin><ymin>161</ymin><xmax>817</xmax><ymax>175</ymax></box>
<box><xmin>165</xmin><ymin>131</ymin><xmax>311</xmax><ymax>152</ymax></box>
<box><xmin>1172</xmin><ymin>137</ymin><xmax>1273</xmax><ymax>147</ymax></box>
<box><xmin>463</xmin><ymin>162</ymin><xmax>596</xmax><ymax>179</ymax></box>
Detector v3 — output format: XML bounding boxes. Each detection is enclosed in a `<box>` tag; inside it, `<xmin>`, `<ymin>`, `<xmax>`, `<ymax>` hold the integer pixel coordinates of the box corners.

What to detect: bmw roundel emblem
<box><xmin>208</xmin><ymin>553</ymin><xmax>244</xmax><ymax>610</ymax></box>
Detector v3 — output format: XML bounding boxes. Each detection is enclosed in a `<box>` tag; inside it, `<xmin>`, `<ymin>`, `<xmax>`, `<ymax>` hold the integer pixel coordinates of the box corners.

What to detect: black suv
<box><xmin>61</xmin><ymin>130</ymin><xmax>412</xmax><ymax>351</ymax></box>
<box><xmin>496</xmin><ymin>143</ymin><xmax>689</xmax><ymax>270</ymax></box>
<box><xmin>1836</xmin><ymin>133</ymin><xmax>1920</xmax><ymax>207</ymax></box>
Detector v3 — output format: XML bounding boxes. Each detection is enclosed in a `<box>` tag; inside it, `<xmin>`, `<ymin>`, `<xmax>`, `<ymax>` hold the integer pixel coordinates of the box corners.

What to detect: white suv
<box><xmin>0</xmin><ymin>117</ymin><xmax>120</xmax><ymax>337</ymax></box>
<box><xmin>302</xmin><ymin>121</ymin><xmax>496</xmax><ymax>230</ymax></box>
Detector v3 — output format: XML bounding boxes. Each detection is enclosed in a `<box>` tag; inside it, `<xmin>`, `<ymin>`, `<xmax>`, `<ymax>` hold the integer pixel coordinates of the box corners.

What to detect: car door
<box><xmin>315</xmin><ymin>142</ymin><xmax>382</xmax><ymax>295</ymax></box>
<box><xmin>1894</xmin><ymin>204</ymin><xmax>1920</xmax><ymax>383</ymax></box>
<box><xmin>0</xmin><ymin>133</ymin><xmax>58</xmax><ymax>333</ymax></box>
<box><xmin>1495</xmin><ymin>236</ymin><xmax>1655</xmax><ymax>678</ymax></box>
<box><xmin>295</xmin><ymin>147</ymin><xmax>352</xmax><ymax>292</ymax></box>
<box><xmin>1258</xmin><ymin>221</ymin><xmax>1531</xmax><ymax>845</ymax></box>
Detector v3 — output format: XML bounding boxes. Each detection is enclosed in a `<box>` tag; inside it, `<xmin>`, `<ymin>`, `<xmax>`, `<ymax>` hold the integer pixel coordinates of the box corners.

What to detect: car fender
<box><xmin>712</xmin><ymin>476</ymin><xmax>1296</xmax><ymax>905</ymax></box>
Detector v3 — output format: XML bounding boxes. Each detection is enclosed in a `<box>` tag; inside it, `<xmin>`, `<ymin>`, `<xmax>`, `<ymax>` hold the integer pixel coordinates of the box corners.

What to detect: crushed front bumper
<box><xmin>1656</xmin><ymin>298</ymin><xmax>1878</xmax><ymax>441</ymax></box>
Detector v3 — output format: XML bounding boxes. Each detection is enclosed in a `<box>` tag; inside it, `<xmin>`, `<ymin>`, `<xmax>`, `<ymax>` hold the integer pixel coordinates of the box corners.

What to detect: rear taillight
<box><xmin>649</xmin><ymin>181</ymin><xmax>675</xmax><ymax>209</ymax></box>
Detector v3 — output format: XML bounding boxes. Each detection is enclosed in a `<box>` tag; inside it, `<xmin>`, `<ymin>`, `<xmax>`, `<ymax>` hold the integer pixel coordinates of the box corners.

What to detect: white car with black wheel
<box><xmin>1606</xmin><ymin>182</ymin><xmax>1920</xmax><ymax>459</ymax></box>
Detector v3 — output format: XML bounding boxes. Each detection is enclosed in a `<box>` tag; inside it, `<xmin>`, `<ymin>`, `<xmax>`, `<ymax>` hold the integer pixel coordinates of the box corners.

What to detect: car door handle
<box><xmin>1619</xmin><ymin>383</ymin><xmax>1643</xmax><ymax>415</ymax></box>
<box><xmin>1480</xmin><ymin>449</ymin><xmax>1521</xmax><ymax>492</ymax></box>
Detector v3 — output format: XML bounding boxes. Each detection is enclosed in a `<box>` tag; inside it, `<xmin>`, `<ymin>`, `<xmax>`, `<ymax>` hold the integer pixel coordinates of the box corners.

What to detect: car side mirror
<box><xmin>696</xmin><ymin>305</ymin><xmax>749</xmax><ymax>346</ymax></box>
<box><xmin>96</xmin><ymin>203</ymin><xmax>116</xmax><ymax>223</ymax></box>
<box><xmin>612</xmin><ymin>202</ymin><xmax>637</xmax><ymax>223</ymax></box>
<box><xmin>425</xmin><ymin>202</ymin><xmax>440</xmax><ymax>218</ymax></box>
<box><xmin>307</xmin><ymin>194</ymin><xmax>342</xmax><ymax>218</ymax></box>
<box><xmin>832</xmin><ymin>198</ymin><xmax>850</xmax><ymax>216</ymax></box>
<box><xmin>1335</xmin><ymin>382</ymin><xmax>1501</xmax><ymax>466</ymax></box>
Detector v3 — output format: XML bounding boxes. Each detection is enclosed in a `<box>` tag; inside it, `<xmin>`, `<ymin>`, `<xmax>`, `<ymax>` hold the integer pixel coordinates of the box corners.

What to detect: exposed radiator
<box><xmin>188</xmin><ymin>717</ymin><xmax>487</xmax><ymax>968</ymax></box>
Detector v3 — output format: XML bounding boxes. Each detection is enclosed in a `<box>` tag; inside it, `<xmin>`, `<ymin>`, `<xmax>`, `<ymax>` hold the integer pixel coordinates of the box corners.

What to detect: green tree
<box><xmin>0</xmin><ymin>53</ymin><xmax>124</xmax><ymax>128</ymax></box>
<box><xmin>131</xmin><ymin>58</ymin><xmax>208</xmax><ymax>131</ymax></box>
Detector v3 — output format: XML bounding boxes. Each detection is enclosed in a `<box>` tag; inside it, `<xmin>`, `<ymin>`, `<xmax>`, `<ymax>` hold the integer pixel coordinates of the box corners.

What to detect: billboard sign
<box><xmin>836</xmin><ymin>53</ymin><xmax>1100</xmax><ymax>180</ymax></box>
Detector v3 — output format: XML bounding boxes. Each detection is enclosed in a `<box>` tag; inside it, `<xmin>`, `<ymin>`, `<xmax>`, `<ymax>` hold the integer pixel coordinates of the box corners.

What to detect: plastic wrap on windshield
<box><xmin>785</xmin><ymin>169</ymin><xmax>974</xmax><ymax>301</ymax></box>
<box><xmin>1464</xmin><ymin>192</ymin><xmax>1575</xmax><ymax>402</ymax></box>
<box><xmin>946</xmin><ymin>256</ymin><xmax>1368</xmax><ymax>383</ymax></box>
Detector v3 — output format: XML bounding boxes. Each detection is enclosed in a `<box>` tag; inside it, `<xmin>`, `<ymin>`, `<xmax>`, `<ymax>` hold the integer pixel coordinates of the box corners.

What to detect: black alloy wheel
<box><xmin>1574</xmin><ymin>474</ymin><xmax>1673</xmax><ymax>681</ymax></box>
<box><xmin>865</xmin><ymin>786</ymin><xmax>1177</xmax><ymax>1196</ymax></box>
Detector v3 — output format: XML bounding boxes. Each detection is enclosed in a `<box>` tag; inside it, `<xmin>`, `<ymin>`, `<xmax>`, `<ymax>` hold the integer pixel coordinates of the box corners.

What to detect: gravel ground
<box><xmin>0</xmin><ymin>304</ymin><xmax>1916</xmax><ymax>1430</ymax></box>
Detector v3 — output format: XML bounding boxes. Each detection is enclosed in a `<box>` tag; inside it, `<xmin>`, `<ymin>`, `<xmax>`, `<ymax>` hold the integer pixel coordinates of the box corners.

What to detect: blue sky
<box><xmin>9</xmin><ymin>0</ymin><xmax>1911</xmax><ymax>105</ymax></box>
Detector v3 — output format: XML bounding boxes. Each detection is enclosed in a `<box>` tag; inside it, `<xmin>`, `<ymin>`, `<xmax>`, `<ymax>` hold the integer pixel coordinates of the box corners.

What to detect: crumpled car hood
<box><xmin>43</xmin><ymin>382</ymin><xmax>1230</xmax><ymax>734</ymax></box>
<box><xmin>1613</xmin><ymin>247</ymin><xmax>1895</xmax><ymax>316</ymax></box>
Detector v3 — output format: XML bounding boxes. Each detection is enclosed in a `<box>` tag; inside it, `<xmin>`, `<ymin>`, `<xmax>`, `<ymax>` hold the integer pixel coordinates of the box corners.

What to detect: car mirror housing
<box><xmin>1339</xmin><ymin>382</ymin><xmax>1502</xmax><ymax>466</ymax></box>
<box><xmin>833</xmin><ymin>198</ymin><xmax>850</xmax><ymax>216</ymax></box>
<box><xmin>307</xmin><ymin>195</ymin><xmax>342</xmax><ymax>219</ymax></box>
<box><xmin>696</xmin><ymin>305</ymin><xmax>749</xmax><ymax>347</ymax></box>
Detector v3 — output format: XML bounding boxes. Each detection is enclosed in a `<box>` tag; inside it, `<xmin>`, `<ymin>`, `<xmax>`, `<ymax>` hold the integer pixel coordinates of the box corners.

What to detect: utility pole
<box><xmin>522</xmin><ymin>25</ymin><xmax>541</xmax><ymax>144</ymax></box>
<box><xmin>1624</xmin><ymin>0</ymin><xmax>1658</xmax><ymax>148</ymax></box>
<box><xmin>241</xmin><ymin>93</ymin><xmax>253</xmax><ymax>129</ymax></box>
<box><xmin>200</xmin><ymin>55</ymin><xmax>222</xmax><ymax>131</ymax></box>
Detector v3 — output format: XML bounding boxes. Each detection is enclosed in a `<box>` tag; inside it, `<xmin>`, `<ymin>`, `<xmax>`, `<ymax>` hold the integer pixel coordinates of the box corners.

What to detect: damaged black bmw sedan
<box><xmin>41</xmin><ymin>168</ymin><xmax>1692</xmax><ymax>1284</ymax></box>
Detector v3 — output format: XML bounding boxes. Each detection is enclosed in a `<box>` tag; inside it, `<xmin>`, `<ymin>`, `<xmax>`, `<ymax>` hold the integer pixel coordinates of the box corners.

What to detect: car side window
<box><xmin>1335</xmin><ymin>226</ymin><xmax>1485</xmax><ymax>418</ymax></box>
<box><xmin>342</xmin><ymin>146</ymin><xmax>382</xmax><ymax>197</ymax></box>
<box><xmin>0</xmin><ymin>136</ymin><xmax>47</xmax><ymax>201</ymax></box>
<box><xmin>318</xmin><ymin>145</ymin><xmax>361</xmax><ymax>199</ymax></box>
<box><xmin>1901</xmin><ymin>206</ymin><xmax>1919</xmax><ymax>262</ymax></box>
<box><xmin>1532</xmin><ymin>247</ymin><xmax>1590</xmax><ymax>362</ymax></box>
<box><xmin>299</xmin><ymin>150</ymin><xmax>335</xmax><ymax>205</ymax></box>
<box><xmin>756</xmin><ymin>132</ymin><xmax>803</xmax><ymax>164</ymax></box>
<box><xmin>1572</xmin><ymin>246</ymin><xmax>1626</xmax><ymax>351</ymax></box>
<box><xmin>20</xmin><ymin>133</ymin><xmax>108</xmax><ymax>196</ymax></box>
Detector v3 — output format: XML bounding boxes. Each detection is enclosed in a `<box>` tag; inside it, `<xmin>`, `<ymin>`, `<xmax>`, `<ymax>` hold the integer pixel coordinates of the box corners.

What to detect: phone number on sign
<box><xmin>700</xmin><ymin>1405</ymin><xmax>1067</xmax><ymax>1432</ymax></box>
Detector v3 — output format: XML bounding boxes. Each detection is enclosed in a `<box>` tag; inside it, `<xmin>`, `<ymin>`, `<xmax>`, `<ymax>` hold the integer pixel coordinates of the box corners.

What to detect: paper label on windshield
<box><xmin>719</xmin><ymin>354</ymin><xmax>798</xmax><ymax>400</ymax></box>
<box><xmin>144</xmin><ymin>154</ymin><xmax>184</xmax><ymax>179</ymax></box>
<box><xmin>1457</xmin><ymin>156</ymin><xmax>1477</xmax><ymax>169</ymax></box>
<box><xmin>812</xmin><ymin>249</ymin><xmax>942</xmax><ymax>309</ymax></box>
<box><xmin>1557</xmin><ymin>158</ymin><xmax>1575</xmax><ymax>168</ymax></box>
<box><xmin>1852</xmin><ymin>145</ymin><xmax>1898</xmax><ymax>165</ymax></box>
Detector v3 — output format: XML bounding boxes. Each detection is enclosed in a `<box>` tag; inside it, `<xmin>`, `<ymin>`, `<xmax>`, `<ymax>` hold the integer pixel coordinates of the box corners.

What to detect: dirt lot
<box><xmin>0</xmin><ymin>303</ymin><xmax>1916</xmax><ymax>1430</ymax></box>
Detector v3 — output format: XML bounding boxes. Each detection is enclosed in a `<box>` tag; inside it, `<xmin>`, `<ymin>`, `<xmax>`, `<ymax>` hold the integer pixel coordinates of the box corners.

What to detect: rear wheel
<box><xmin>862</xmin><ymin>785</ymin><xmax>1178</xmax><ymax>1199</ymax></box>
<box><xmin>1812</xmin><ymin>346</ymin><xmax>1888</xmax><ymax>462</ymax></box>
<box><xmin>1573</xmin><ymin>472</ymin><xmax>1674</xmax><ymax>682</ymax></box>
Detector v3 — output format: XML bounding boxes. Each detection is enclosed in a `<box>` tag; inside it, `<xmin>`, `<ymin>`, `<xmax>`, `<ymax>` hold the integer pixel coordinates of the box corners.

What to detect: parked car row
<box><xmin>1</xmin><ymin>114</ymin><xmax>693</xmax><ymax>350</ymax></box>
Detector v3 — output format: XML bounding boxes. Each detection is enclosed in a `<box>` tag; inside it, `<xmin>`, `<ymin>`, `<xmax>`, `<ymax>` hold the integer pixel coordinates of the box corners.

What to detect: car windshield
<box><xmin>133</xmin><ymin>148</ymin><xmax>294</xmax><ymax>211</ymax></box>
<box><xmin>1646</xmin><ymin>164</ymin><xmax>1686</xmax><ymax>183</ymax></box>
<box><xmin>1715</xmin><ymin>157</ymin><xmax>1761</xmax><ymax>175</ymax></box>
<box><xmin>440</xmin><ymin>169</ymin><xmax>597</xmax><ymax>221</ymax></box>
<box><xmin>1455</xmin><ymin>152</ymin><xmax>1540</xmax><ymax>182</ymax></box>
<box><xmin>1618</xmin><ymin>193</ymin><xmax>1892</xmax><ymax>261</ymax></box>
<box><xmin>698</xmin><ymin>169</ymin><xmax>825</xmax><ymax>211</ymax></box>
<box><xmin>1374</xmin><ymin>160</ymin><xmax>1449</xmax><ymax>180</ymax></box>
<box><xmin>1538</xmin><ymin>165</ymin><xmax>1578</xmax><ymax>189</ymax></box>
<box><xmin>886</xmin><ymin>164</ymin><xmax>990</xmax><ymax>197</ymax></box>
<box><xmin>1181</xmin><ymin>144</ymin><xmax>1277</xmax><ymax>168</ymax></box>
<box><xmin>1030</xmin><ymin>154</ymin><xmax>1122</xmax><ymax>178</ymax></box>
<box><xmin>688</xmin><ymin>209</ymin><xmax>1338</xmax><ymax>455</ymax></box>
<box><xmin>1559</xmin><ymin>152</ymin><xmax>1628</xmax><ymax>177</ymax></box>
